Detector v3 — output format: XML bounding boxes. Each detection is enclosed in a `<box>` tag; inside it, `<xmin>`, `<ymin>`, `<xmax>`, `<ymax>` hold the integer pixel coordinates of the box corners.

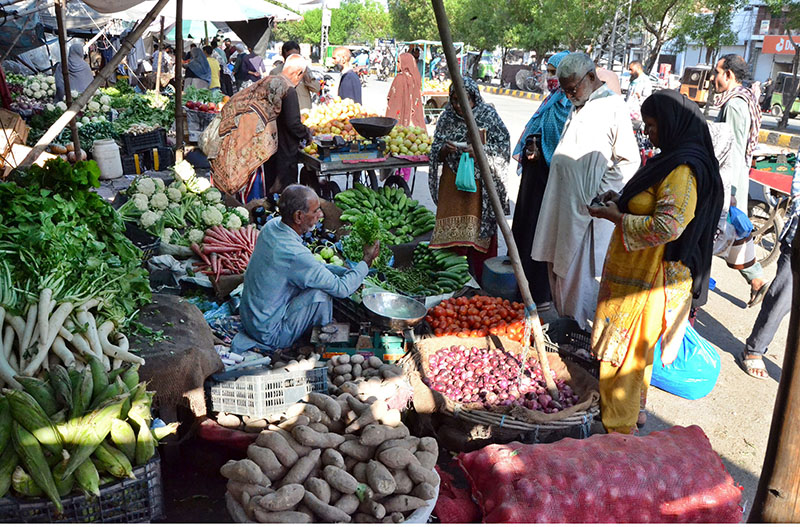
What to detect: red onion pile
<box><xmin>422</xmin><ymin>345</ymin><xmax>579</xmax><ymax>413</ymax></box>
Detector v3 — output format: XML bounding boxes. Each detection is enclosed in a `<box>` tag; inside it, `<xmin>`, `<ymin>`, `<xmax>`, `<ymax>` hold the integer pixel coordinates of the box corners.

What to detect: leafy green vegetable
<box><xmin>183</xmin><ymin>86</ymin><xmax>223</xmax><ymax>104</ymax></box>
<box><xmin>351</xmin><ymin>212</ymin><xmax>381</xmax><ymax>245</ymax></box>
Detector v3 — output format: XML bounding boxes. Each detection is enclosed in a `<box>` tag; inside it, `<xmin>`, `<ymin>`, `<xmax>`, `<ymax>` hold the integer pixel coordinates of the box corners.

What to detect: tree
<box><xmin>387</xmin><ymin>0</ymin><xmax>445</xmax><ymax>41</ymax></box>
<box><xmin>633</xmin><ymin>0</ymin><xmax>694</xmax><ymax>72</ymax></box>
<box><xmin>767</xmin><ymin>0</ymin><xmax>800</xmax><ymax>130</ymax></box>
<box><xmin>274</xmin><ymin>0</ymin><xmax>390</xmax><ymax>45</ymax></box>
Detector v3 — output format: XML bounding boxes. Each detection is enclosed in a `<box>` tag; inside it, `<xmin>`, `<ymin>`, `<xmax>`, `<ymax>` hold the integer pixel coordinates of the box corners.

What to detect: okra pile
<box><xmin>0</xmin><ymin>361</ymin><xmax>177</xmax><ymax>513</ymax></box>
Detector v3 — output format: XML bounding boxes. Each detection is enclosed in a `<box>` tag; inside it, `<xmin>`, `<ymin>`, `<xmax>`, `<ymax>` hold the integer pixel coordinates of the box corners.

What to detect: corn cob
<box><xmin>49</xmin><ymin>364</ymin><xmax>73</xmax><ymax>412</ymax></box>
<box><xmin>11</xmin><ymin>465</ymin><xmax>43</xmax><ymax>497</ymax></box>
<box><xmin>87</xmin><ymin>356</ymin><xmax>108</xmax><ymax>401</ymax></box>
<box><xmin>12</xmin><ymin>376</ymin><xmax>59</xmax><ymax>417</ymax></box>
<box><xmin>11</xmin><ymin>422</ymin><xmax>62</xmax><ymax>512</ymax></box>
<box><xmin>62</xmin><ymin>393</ymin><xmax>128</xmax><ymax>479</ymax></box>
<box><xmin>3</xmin><ymin>389</ymin><xmax>63</xmax><ymax>455</ymax></box>
<box><xmin>52</xmin><ymin>458</ymin><xmax>75</xmax><ymax>497</ymax></box>
<box><xmin>73</xmin><ymin>458</ymin><xmax>100</xmax><ymax>497</ymax></box>
<box><xmin>107</xmin><ymin>366</ymin><xmax>127</xmax><ymax>384</ymax></box>
<box><xmin>110</xmin><ymin>419</ymin><xmax>136</xmax><ymax>461</ymax></box>
<box><xmin>90</xmin><ymin>376</ymin><xmax>125</xmax><ymax>411</ymax></box>
<box><xmin>0</xmin><ymin>397</ymin><xmax>10</xmax><ymax>453</ymax></box>
<box><xmin>121</xmin><ymin>364</ymin><xmax>140</xmax><ymax>392</ymax></box>
<box><xmin>70</xmin><ymin>368</ymin><xmax>94</xmax><ymax>419</ymax></box>
<box><xmin>0</xmin><ymin>446</ymin><xmax>19</xmax><ymax>497</ymax></box>
<box><xmin>134</xmin><ymin>418</ymin><xmax>155</xmax><ymax>466</ymax></box>
<box><xmin>152</xmin><ymin>422</ymin><xmax>180</xmax><ymax>442</ymax></box>
<box><xmin>93</xmin><ymin>441</ymin><xmax>134</xmax><ymax>479</ymax></box>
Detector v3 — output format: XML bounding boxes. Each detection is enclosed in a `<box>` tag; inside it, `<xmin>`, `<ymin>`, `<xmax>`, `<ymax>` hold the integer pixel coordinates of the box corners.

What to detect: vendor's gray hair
<box><xmin>556</xmin><ymin>53</ymin><xmax>595</xmax><ymax>81</ymax></box>
<box><xmin>279</xmin><ymin>185</ymin><xmax>317</xmax><ymax>221</ymax></box>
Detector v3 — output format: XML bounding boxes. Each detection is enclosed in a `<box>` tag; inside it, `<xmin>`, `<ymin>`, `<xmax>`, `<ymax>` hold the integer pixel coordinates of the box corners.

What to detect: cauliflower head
<box><xmin>132</xmin><ymin>193</ymin><xmax>150</xmax><ymax>212</ymax></box>
<box><xmin>140</xmin><ymin>210</ymin><xmax>160</xmax><ymax>228</ymax></box>
<box><xmin>56</xmin><ymin>101</ymin><xmax>67</xmax><ymax>111</ymax></box>
<box><xmin>233</xmin><ymin>206</ymin><xmax>249</xmax><ymax>223</ymax></box>
<box><xmin>188</xmin><ymin>228</ymin><xmax>205</xmax><ymax>244</ymax></box>
<box><xmin>87</xmin><ymin>101</ymin><xmax>100</xmax><ymax>112</ymax></box>
<box><xmin>201</xmin><ymin>206</ymin><xmax>224</xmax><ymax>226</ymax></box>
<box><xmin>169</xmin><ymin>180</ymin><xmax>187</xmax><ymax>194</ymax></box>
<box><xmin>203</xmin><ymin>187</ymin><xmax>222</xmax><ymax>204</ymax></box>
<box><xmin>173</xmin><ymin>160</ymin><xmax>196</xmax><ymax>182</ymax></box>
<box><xmin>224</xmin><ymin>214</ymin><xmax>242</xmax><ymax>230</ymax></box>
<box><xmin>150</xmin><ymin>192</ymin><xmax>169</xmax><ymax>210</ymax></box>
<box><xmin>154</xmin><ymin>178</ymin><xmax>166</xmax><ymax>191</ymax></box>
<box><xmin>167</xmin><ymin>187</ymin><xmax>183</xmax><ymax>202</ymax></box>
<box><xmin>136</xmin><ymin>177</ymin><xmax>157</xmax><ymax>197</ymax></box>
<box><xmin>162</xmin><ymin>227</ymin><xmax>174</xmax><ymax>244</ymax></box>
<box><xmin>214</xmin><ymin>203</ymin><xmax>226</xmax><ymax>213</ymax></box>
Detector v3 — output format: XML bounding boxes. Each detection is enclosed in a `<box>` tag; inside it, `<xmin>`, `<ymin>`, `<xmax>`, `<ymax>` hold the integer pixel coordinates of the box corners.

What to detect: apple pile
<box><xmin>383</xmin><ymin>125</ymin><xmax>432</xmax><ymax>156</ymax></box>
<box><xmin>302</xmin><ymin>97</ymin><xmax>378</xmax><ymax>140</ymax></box>
<box><xmin>185</xmin><ymin>100</ymin><xmax>220</xmax><ymax>113</ymax></box>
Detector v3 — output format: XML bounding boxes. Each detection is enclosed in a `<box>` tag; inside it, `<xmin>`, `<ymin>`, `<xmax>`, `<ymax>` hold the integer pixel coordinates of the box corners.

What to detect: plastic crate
<box><xmin>121</xmin><ymin>153</ymin><xmax>146</xmax><ymax>175</ymax></box>
<box><xmin>145</xmin><ymin>147</ymin><xmax>175</xmax><ymax>171</ymax></box>
<box><xmin>124</xmin><ymin>221</ymin><xmax>160</xmax><ymax>260</ymax></box>
<box><xmin>210</xmin><ymin>366</ymin><xmax>328</xmax><ymax>419</ymax></box>
<box><xmin>0</xmin><ymin>453</ymin><xmax>164</xmax><ymax>523</ymax></box>
<box><xmin>544</xmin><ymin>317</ymin><xmax>599</xmax><ymax>378</ymax></box>
<box><xmin>120</xmin><ymin>128</ymin><xmax>167</xmax><ymax>155</ymax></box>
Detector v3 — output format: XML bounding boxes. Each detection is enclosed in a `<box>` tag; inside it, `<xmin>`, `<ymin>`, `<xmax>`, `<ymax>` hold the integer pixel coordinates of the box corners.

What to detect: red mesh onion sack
<box><xmin>456</xmin><ymin>425</ymin><xmax>742</xmax><ymax>523</ymax></box>
<box><xmin>434</xmin><ymin>466</ymin><xmax>482</xmax><ymax>523</ymax></box>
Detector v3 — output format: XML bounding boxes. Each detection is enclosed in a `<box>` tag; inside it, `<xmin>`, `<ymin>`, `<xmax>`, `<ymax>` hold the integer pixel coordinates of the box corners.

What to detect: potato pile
<box><xmin>326</xmin><ymin>354</ymin><xmax>407</xmax><ymax>402</ymax></box>
<box><xmin>221</xmin><ymin>392</ymin><xmax>439</xmax><ymax>523</ymax></box>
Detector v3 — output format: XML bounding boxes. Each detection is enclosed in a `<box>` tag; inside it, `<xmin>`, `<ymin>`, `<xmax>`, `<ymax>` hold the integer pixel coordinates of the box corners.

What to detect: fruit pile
<box><xmin>422</xmin><ymin>79</ymin><xmax>451</xmax><ymax>93</ymax></box>
<box><xmin>302</xmin><ymin>98</ymin><xmax>378</xmax><ymax>140</ymax></box>
<box><xmin>185</xmin><ymin>100</ymin><xmax>220</xmax><ymax>113</ymax></box>
<box><xmin>426</xmin><ymin>296</ymin><xmax>527</xmax><ymax>340</ymax></box>
<box><xmin>382</xmin><ymin>125</ymin><xmax>432</xmax><ymax>156</ymax></box>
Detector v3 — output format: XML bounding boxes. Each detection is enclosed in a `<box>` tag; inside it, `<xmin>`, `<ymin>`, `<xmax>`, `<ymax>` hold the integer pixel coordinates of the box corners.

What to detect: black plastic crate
<box><xmin>544</xmin><ymin>317</ymin><xmax>599</xmax><ymax>378</ymax></box>
<box><xmin>121</xmin><ymin>153</ymin><xmax>147</xmax><ymax>175</ymax></box>
<box><xmin>145</xmin><ymin>147</ymin><xmax>175</xmax><ymax>171</ymax></box>
<box><xmin>0</xmin><ymin>453</ymin><xmax>164</xmax><ymax>523</ymax></box>
<box><xmin>121</xmin><ymin>128</ymin><xmax>167</xmax><ymax>156</ymax></box>
<box><xmin>124</xmin><ymin>221</ymin><xmax>160</xmax><ymax>260</ymax></box>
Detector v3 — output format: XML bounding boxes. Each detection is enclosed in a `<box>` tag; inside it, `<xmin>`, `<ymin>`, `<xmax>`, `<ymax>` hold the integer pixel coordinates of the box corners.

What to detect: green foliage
<box><xmin>275</xmin><ymin>0</ymin><xmax>390</xmax><ymax>45</ymax></box>
<box><xmin>387</xmin><ymin>0</ymin><xmax>444</xmax><ymax>41</ymax></box>
<box><xmin>671</xmin><ymin>0</ymin><xmax>745</xmax><ymax>63</ymax></box>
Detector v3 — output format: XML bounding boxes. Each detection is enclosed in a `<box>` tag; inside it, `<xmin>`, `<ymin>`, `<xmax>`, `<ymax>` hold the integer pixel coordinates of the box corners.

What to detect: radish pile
<box><xmin>422</xmin><ymin>345</ymin><xmax>578</xmax><ymax>413</ymax></box>
<box><xmin>191</xmin><ymin>225</ymin><xmax>259</xmax><ymax>280</ymax></box>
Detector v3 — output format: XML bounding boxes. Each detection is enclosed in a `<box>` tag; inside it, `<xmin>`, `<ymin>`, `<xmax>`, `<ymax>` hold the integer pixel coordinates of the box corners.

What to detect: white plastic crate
<box><xmin>210</xmin><ymin>366</ymin><xmax>328</xmax><ymax>419</ymax></box>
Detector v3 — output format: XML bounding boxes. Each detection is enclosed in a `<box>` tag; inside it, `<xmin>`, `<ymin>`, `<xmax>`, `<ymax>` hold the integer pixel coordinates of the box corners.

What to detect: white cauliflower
<box><xmin>56</xmin><ymin>101</ymin><xmax>67</xmax><ymax>111</ymax></box>
<box><xmin>201</xmin><ymin>206</ymin><xmax>224</xmax><ymax>227</ymax></box>
<box><xmin>169</xmin><ymin>180</ymin><xmax>187</xmax><ymax>194</ymax></box>
<box><xmin>162</xmin><ymin>227</ymin><xmax>174</xmax><ymax>244</ymax></box>
<box><xmin>45</xmin><ymin>76</ymin><xmax>55</xmax><ymax>85</ymax></box>
<box><xmin>202</xmin><ymin>187</ymin><xmax>222</xmax><ymax>204</ymax></box>
<box><xmin>45</xmin><ymin>103</ymin><xmax>55</xmax><ymax>112</ymax></box>
<box><xmin>224</xmin><ymin>214</ymin><xmax>242</xmax><ymax>231</ymax></box>
<box><xmin>233</xmin><ymin>206</ymin><xmax>249</xmax><ymax>223</ymax></box>
<box><xmin>76</xmin><ymin>122</ymin><xmax>83</xmax><ymax>128</ymax></box>
<box><xmin>168</xmin><ymin>202</ymin><xmax>181</xmax><ymax>210</ymax></box>
<box><xmin>71</xmin><ymin>90</ymin><xmax>78</xmax><ymax>98</ymax></box>
<box><xmin>81</xmin><ymin>116</ymin><xmax>90</xmax><ymax>124</ymax></box>
<box><xmin>167</xmin><ymin>187</ymin><xmax>183</xmax><ymax>202</ymax></box>
<box><xmin>136</xmin><ymin>177</ymin><xmax>157</xmax><ymax>197</ymax></box>
<box><xmin>132</xmin><ymin>193</ymin><xmax>149</xmax><ymax>211</ymax></box>
<box><xmin>150</xmin><ymin>192</ymin><xmax>169</xmax><ymax>210</ymax></box>
<box><xmin>214</xmin><ymin>203</ymin><xmax>226</xmax><ymax>213</ymax></box>
<box><xmin>29</xmin><ymin>82</ymin><xmax>40</xmax><ymax>92</ymax></box>
<box><xmin>101</xmin><ymin>104</ymin><xmax>110</xmax><ymax>112</ymax></box>
<box><xmin>188</xmin><ymin>228</ymin><xmax>205</xmax><ymax>244</ymax></box>
<box><xmin>87</xmin><ymin>101</ymin><xmax>100</xmax><ymax>113</ymax></box>
<box><xmin>154</xmin><ymin>178</ymin><xmax>166</xmax><ymax>191</ymax></box>
<box><xmin>173</xmin><ymin>160</ymin><xmax>195</xmax><ymax>182</ymax></box>
<box><xmin>100</xmin><ymin>95</ymin><xmax>111</xmax><ymax>105</ymax></box>
<box><xmin>140</xmin><ymin>210</ymin><xmax>160</xmax><ymax>228</ymax></box>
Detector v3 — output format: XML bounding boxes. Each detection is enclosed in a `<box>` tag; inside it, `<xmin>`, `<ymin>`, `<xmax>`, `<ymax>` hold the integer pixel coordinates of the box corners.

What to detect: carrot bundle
<box><xmin>191</xmin><ymin>224</ymin><xmax>259</xmax><ymax>280</ymax></box>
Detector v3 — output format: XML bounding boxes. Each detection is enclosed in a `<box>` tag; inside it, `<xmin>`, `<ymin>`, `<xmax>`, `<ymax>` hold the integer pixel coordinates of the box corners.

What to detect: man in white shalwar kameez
<box><xmin>531</xmin><ymin>53</ymin><xmax>640</xmax><ymax>330</ymax></box>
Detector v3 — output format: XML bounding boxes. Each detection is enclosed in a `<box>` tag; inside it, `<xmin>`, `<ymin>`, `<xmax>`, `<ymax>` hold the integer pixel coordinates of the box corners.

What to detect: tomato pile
<box><xmin>425</xmin><ymin>296</ymin><xmax>527</xmax><ymax>341</ymax></box>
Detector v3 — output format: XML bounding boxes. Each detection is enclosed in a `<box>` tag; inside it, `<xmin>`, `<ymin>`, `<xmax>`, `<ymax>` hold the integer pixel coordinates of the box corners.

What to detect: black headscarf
<box><xmin>617</xmin><ymin>90</ymin><xmax>723</xmax><ymax>307</ymax></box>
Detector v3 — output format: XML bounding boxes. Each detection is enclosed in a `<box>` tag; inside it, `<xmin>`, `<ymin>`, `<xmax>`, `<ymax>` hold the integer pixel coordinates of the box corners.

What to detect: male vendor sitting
<box><xmin>232</xmin><ymin>185</ymin><xmax>380</xmax><ymax>353</ymax></box>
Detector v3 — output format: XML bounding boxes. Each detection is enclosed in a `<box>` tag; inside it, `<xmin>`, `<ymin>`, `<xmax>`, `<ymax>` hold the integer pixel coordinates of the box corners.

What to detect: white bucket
<box><xmin>92</xmin><ymin>139</ymin><xmax>123</xmax><ymax>180</ymax></box>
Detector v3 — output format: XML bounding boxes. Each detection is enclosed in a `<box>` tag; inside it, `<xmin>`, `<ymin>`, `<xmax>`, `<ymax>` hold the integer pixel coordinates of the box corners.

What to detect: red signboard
<box><xmin>763</xmin><ymin>35</ymin><xmax>800</xmax><ymax>55</ymax></box>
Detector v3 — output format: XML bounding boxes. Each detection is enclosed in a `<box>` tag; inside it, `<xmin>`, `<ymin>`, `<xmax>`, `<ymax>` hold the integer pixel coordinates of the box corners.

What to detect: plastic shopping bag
<box><xmin>652</xmin><ymin>322</ymin><xmax>721</xmax><ymax>400</ymax></box>
<box><xmin>455</xmin><ymin>152</ymin><xmax>477</xmax><ymax>192</ymax></box>
<box><xmin>728</xmin><ymin>205</ymin><xmax>753</xmax><ymax>238</ymax></box>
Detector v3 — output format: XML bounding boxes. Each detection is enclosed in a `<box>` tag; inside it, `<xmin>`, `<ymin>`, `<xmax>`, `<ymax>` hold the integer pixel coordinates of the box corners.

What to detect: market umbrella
<box><xmin>113</xmin><ymin>0</ymin><xmax>302</xmax><ymax>22</ymax></box>
<box><xmin>166</xmin><ymin>20</ymin><xmax>221</xmax><ymax>41</ymax></box>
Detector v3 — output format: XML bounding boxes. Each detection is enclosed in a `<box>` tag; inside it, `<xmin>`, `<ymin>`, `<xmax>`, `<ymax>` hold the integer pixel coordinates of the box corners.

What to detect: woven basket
<box><xmin>404</xmin><ymin>335</ymin><xmax>600</xmax><ymax>440</ymax></box>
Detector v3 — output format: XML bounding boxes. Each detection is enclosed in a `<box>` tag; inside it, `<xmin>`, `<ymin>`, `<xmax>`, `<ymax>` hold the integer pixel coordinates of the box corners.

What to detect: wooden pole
<box><xmin>18</xmin><ymin>0</ymin><xmax>170</xmax><ymax>169</ymax></box>
<box><xmin>749</xmin><ymin>228</ymin><xmax>800</xmax><ymax>522</ymax></box>
<box><xmin>54</xmin><ymin>0</ymin><xmax>81</xmax><ymax>157</ymax></box>
<box><xmin>429</xmin><ymin>0</ymin><xmax>558</xmax><ymax>399</ymax></box>
<box><xmin>155</xmin><ymin>16</ymin><xmax>165</xmax><ymax>91</ymax></box>
<box><xmin>174</xmin><ymin>0</ymin><xmax>184</xmax><ymax>162</ymax></box>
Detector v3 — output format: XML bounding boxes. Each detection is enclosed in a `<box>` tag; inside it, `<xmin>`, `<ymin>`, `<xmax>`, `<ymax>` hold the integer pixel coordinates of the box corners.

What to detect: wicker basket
<box><xmin>404</xmin><ymin>335</ymin><xmax>600</xmax><ymax>446</ymax></box>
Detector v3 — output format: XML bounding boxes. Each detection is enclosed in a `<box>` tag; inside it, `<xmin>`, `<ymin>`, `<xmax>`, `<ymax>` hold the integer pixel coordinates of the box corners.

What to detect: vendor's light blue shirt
<box><xmin>239</xmin><ymin>217</ymin><xmax>368</xmax><ymax>346</ymax></box>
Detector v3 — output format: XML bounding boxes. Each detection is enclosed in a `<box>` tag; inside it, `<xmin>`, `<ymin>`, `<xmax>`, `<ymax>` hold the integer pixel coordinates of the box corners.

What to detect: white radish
<box><xmin>50</xmin><ymin>336</ymin><xmax>75</xmax><ymax>368</ymax></box>
<box><xmin>24</xmin><ymin>301</ymin><xmax>73</xmax><ymax>375</ymax></box>
<box><xmin>20</xmin><ymin>304</ymin><xmax>37</xmax><ymax>351</ymax></box>
<box><xmin>4</xmin><ymin>326</ymin><xmax>17</xmax><ymax>371</ymax></box>
<box><xmin>7</xmin><ymin>316</ymin><xmax>25</xmax><ymax>344</ymax></box>
<box><xmin>36</xmin><ymin>289</ymin><xmax>53</xmax><ymax>356</ymax></box>
<box><xmin>68</xmin><ymin>332</ymin><xmax>96</xmax><ymax>359</ymax></box>
<box><xmin>79</xmin><ymin>310</ymin><xmax>103</xmax><ymax>358</ymax></box>
<box><xmin>79</xmin><ymin>298</ymin><xmax>101</xmax><ymax>311</ymax></box>
<box><xmin>0</xmin><ymin>343</ymin><xmax>22</xmax><ymax>389</ymax></box>
<box><xmin>112</xmin><ymin>358</ymin><xmax>122</xmax><ymax>369</ymax></box>
<box><xmin>97</xmin><ymin>321</ymin><xmax>144</xmax><ymax>365</ymax></box>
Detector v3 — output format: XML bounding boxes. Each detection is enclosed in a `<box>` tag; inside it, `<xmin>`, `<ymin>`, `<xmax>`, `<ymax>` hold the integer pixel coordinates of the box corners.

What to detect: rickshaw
<box><xmin>748</xmin><ymin>152</ymin><xmax>796</xmax><ymax>267</ymax></box>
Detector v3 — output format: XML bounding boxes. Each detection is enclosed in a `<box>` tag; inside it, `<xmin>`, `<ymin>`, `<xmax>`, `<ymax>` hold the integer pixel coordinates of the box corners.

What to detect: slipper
<box><xmin>737</xmin><ymin>351</ymin><xmax>769</xmax><ymax>379</ymax></box>
<box><xmin>747</xmin><ymin>281</ymin><xmax>772</xmax><ymax>308</ymax></box>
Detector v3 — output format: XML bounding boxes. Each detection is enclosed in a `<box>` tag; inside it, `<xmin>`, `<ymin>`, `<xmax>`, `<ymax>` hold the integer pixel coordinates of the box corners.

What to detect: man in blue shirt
<box><xmin>333</xmin><ymin>47</ymin><xmax>362</xmax><ymax>104</ymax></box>
<box><xmin>233</xmin><ymin>185</ymin><xmax>380</xmax><ymax>353</ymax></box>
<box><xmin>740</xmin><ymin>161</ymin><xmax>800</xmax><ymax>379</ymax></box>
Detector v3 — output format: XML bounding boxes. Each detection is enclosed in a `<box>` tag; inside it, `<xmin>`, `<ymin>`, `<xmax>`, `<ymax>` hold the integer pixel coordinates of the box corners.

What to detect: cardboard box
<box><xmin>1</xmin><ymin>144</ymin><xmax>56</xmax><ymax>179</ymax></box>
<box><xmin>0</xmin><ymin>108</ymin><xmax>29</xmax><ymax>145</ymax></box>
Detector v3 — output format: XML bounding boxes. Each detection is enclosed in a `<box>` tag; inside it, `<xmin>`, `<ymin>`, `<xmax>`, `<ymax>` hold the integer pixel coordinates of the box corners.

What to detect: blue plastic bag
<box><xmin>455</xmin><ymin>152</ymin><xmax>477</xmax><ymax>192</ymax></box>
<box><xmin>728</xmin><ymin>205</ymin><xmax>753</xmax><ymax>238</ymax></box>
<box><xmin>652</xmin><ymin>322</ymin><xmax>721</xmax><ymax>400</ymax></box>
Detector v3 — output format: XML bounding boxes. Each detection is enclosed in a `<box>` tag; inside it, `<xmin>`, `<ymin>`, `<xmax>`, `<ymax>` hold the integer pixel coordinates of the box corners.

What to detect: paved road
<box><xmin>330</xmin><ymin>79</ymin><xmax>784</xmax><ymax>513</ymax></box>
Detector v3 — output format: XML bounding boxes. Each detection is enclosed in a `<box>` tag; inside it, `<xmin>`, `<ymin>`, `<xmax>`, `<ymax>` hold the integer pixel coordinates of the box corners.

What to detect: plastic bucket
<box><xmin>92</xmin><ymin>138</ymin><xmax>123</xmax><ymax>180</ymax></box>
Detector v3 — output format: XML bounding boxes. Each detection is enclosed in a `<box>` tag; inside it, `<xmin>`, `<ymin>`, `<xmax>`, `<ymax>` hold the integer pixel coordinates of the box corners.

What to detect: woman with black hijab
<box><xmin>587</xmin><ymin>90</ymin><xmax>723</xmax><ymax>434</ymax></box>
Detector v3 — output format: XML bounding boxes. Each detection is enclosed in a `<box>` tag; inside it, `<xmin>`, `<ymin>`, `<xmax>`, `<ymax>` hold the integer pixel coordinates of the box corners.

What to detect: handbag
<box><xmin>455</xmin><ymin>152</ymin><xmax>477</xmax><ymax>193</ymax></box>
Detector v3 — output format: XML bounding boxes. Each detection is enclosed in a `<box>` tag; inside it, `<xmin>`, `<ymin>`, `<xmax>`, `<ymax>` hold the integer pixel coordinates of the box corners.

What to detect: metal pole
<box><xmin>18</xmin><ymin>0</ymin><xmax>171</xmax><ymax>169</ymax></box>
<box><xmin>429</xmin><ymin>0</ymin><xmax>559</xmax><ymax>398</ymax></box>
<box><xmin>55</xmin><ymin>0</ymin><xmax>81</xmax><ymax>157</ymax></box>
<box><xmin>175</xmin><ymin>0</ymin><xmax>184</xmax><ymax>161</ymax></box>
<box><xmin>749</xmin><ymin>229</ymin><xmax>800</xmax><ymax>522</ymax></box>
<box><xmin>155</xmin><ymin>16</ymin><xmax>165</xmax><ymax>91</ymax></box>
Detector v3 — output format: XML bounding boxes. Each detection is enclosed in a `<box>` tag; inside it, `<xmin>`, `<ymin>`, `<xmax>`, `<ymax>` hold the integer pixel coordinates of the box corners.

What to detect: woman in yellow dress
<box><xmin>587</xmin><ymin>90</ymin><xmax>723</xmax><ymax>434</ymax></box>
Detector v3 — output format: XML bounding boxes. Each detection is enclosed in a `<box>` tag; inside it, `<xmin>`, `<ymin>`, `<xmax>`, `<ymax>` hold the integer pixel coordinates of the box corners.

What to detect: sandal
<box><xmin>738</xmin><ymin>351</ymin><xmax>769</xmax><ymax>379</ymax></box>
<box><xmin>747</xmin><ymin>281</ymin><xmax>772</xmax><ymax>308</ymax></box>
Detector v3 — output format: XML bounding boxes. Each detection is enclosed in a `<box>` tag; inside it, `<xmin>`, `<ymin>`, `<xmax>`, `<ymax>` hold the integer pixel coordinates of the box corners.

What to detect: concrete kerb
<box><xmin>758</xmin><ymin>129</ymin><xmax>800</xmax><ymax>150</ymax></box>
<box><xmin>478</xmin><ymin>84</ymin><xmax>545</xmax><ymax>101</ymax></box>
